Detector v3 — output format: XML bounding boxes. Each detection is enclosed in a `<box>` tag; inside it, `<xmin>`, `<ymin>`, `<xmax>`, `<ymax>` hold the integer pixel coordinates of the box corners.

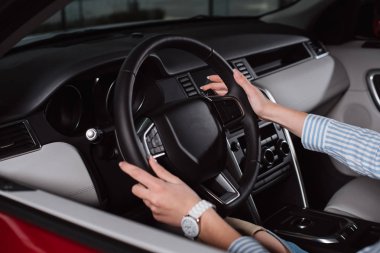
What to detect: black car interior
<box><xmin>1</xmin><ymin>1</ymin><xmax>380</xmax><ymax>252</ymax></box>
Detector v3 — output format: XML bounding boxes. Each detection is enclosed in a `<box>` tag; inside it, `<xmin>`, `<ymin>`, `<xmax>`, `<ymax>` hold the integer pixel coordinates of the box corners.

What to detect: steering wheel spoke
<box><xmin>201</xmin><ymin>172</ymin><xmax>240</xmax><ymax>205</ymax></box>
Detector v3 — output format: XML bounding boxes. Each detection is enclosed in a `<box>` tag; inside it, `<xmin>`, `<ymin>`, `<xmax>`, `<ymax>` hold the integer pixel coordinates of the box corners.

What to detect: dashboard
<box><xmin>0</xmin><ymin>19</ymin><xmax>350</xmax><ymax>216</ymax></box>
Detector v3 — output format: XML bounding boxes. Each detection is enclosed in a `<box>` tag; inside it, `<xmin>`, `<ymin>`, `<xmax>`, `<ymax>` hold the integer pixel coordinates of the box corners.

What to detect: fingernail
<box><xmin>206</xmin><ymin>76</ymin><xmax>210</xmax><ymax>80</ymax></box>
<box><xmin>200</xmin><ymin>86</ymin><xmax>204</xmax><ymax>90</ymax></box>
<box><xmin>119</xmin><ymin>162</ymin><xmax>124</xmax><ymax>167</ymax></box>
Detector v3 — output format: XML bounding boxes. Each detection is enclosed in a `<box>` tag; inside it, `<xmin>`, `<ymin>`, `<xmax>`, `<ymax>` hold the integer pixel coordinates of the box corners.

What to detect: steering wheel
<box><xmin>114</xmin><ymin>34</ymin><xmax>260</xmax><ymax>213</ymax></box>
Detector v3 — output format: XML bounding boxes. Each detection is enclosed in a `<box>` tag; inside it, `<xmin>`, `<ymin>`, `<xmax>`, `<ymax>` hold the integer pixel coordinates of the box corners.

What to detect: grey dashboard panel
<box><xmin>0</xmin><ymin>142</ymin><xmax>99</xmax><ymax>206</ymax></box>
<box><xmin>328</xmin><ymin>41</ymin><xmax>380</xmax><ymax>91</ymax></box>
<box><xmin>326</xmin><ymin>41</ymin><xmax>380</xmax><ymax>176</ymax></box>
<box><xmin>254</xmin><ymin>55</ymin><xmax>349</xmax><ymax>113</ymax></box>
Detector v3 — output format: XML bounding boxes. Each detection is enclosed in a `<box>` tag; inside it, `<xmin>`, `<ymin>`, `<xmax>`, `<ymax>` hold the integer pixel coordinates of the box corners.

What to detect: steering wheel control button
<box><xmin>143</xmin><ymin>124</ymin><xmax>165</xmax><ymax>158</ymax></box>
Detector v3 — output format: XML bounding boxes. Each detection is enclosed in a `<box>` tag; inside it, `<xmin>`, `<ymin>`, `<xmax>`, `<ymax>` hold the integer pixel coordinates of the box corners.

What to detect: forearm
<box><xmin>198</xmin><ymin>209</ymin><xmax>241</xmax><ymax>249</ymax></box>
<box><xmin>260</xmin><ymin>102</ymin><xmax>307</xmax><ymax>138</ymax></box>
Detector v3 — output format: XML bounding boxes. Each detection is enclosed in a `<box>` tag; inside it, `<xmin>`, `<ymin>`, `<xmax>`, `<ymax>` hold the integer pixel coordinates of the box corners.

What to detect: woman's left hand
<box><xmin>119</xmin><ymin>157</ymin><xmax>201</xmax><ymax>227</ymax></box>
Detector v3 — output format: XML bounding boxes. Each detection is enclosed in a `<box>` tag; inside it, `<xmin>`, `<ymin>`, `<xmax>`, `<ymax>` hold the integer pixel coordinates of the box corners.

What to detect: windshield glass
<box><xmin>32</xmin><ymin>0</ymin><xmax>298</xmax><ymax>35</ymax></box>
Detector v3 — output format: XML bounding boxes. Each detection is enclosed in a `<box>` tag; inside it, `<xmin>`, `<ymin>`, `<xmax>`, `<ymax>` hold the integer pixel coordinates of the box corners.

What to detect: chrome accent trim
<box><xmin>367</xmin><ymin>70</ymin><xmax>380</xmax><ymax>111</ymax></box>
<box><xmin>246</xmin><ymin>195</ymin><xmax>261</xmax><ymax>224</ymax></box>
<box><xmin>203</xmin><ymin>173</ymin><xmax>240</xmax><ymax>205</ymax></box>
<box><xmin>275</xmin><ymin>230</ymin><xmax>339</xmax><ymax>244</ymax></box>
<box><xmin>226</xmin><ymin>138</ymin><xmax>243</xmax><ymax>178</ymax></box>
<box><xmin>260</xmin><ymin>88</ymin><xmax>308</xmax><ymax>208</ymax></box>
<box><xmin>142</xmin><ymin>123</ymin><xmax>165</xmax><ymax>159</ymax></box>
<box><xmin>304</xmin><ymin>41</ymin><xmax>329</xmax><ymax>60</ymax></box>
<box><xmin>314</xmin><ymin>52</ymin><xmax>329</xmax><ymax>60</ymax></box>
<box><xmin>283</xmin><ymin>128</ymin><xmax>308</xmax><ymax>207</ymax></box>
<box><xmin>226</xmin><ymin>137</ymin><xmax>261</xmax><ymax>221</ymax></box>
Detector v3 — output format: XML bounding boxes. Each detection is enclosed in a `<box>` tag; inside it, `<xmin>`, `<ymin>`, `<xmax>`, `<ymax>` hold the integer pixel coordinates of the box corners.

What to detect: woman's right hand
<box><xmin>201</xmin><ymin>69</ymin><xmax>274</xmax><ymax>120</ymax></box>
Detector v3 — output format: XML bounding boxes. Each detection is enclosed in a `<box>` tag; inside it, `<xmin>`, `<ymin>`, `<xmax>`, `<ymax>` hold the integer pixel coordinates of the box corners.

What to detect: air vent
<box><xmin>177</xmin><ymin>75</ymin><xmax>198</xmax><ymax>97</ymax></box>
<box><xmin>307</xmin><ymin>40</ymin><xmax>328</xmax><ymax>58</ymax></box>
<box><xmin>0</xmin><ymin>121</ymin><xmax>40</xmax><ymax>160</ymax></box>
<box><xmin>247</xmin><ymin>43</ymin><xmax>312</xmax><ymax>77</ymax></box>
<box><xmin>232</xmin><ymin>60</ymin><xmax>255</xmax><ymax>81</ymax></box>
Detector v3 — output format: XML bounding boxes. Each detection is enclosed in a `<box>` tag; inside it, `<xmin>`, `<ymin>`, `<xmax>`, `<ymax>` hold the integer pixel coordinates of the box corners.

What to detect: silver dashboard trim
<box><xmin>367</xmin><ymin>70</ymin><xmax>380</xmax><ymax>112</ymax></box>
<box><xmin>275</xmin><ymin>230</ymin><xmax>339</xmax><ymax>244</ymax></box>
<box><xmin>260</xmin><ymin>88</ymin><xmax>309</xmax><ymax>208</ymax></box>
<box><xmin>202</xmin><ymin>173</ymin><xmax>240</xmax><ymax>205</ymax></box>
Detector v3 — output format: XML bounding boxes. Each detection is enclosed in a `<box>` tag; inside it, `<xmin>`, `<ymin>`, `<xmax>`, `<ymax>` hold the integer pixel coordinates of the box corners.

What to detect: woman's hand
<box><xmin>201</xmin><ymin>69</ymin><xmax>306</xmax><ymax>136</ymax></box>
<box><xmin>201</xmin><ymin>75</ymin><xmax>228</xmax><ymax>96</ymax></box>
<box><xmin>120</xmin><ymin>158</ymin><xmax>242</xmax><ymax>250</ymax></box>
<box><xmin>119</xmin><ymin>157</ymin><xmax>201</xmax><ymax>227</ymax></box>
<box><xmin>201</xmin><ymin>69</ymin><xmax>275</xmax><ymax>121</ymax></box>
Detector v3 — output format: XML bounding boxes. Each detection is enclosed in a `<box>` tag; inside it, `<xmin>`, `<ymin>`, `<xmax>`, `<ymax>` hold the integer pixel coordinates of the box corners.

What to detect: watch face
<box><xmin>181</xmin><ymin>216</ymin><xmax>199</xmax><ymax>238</ymax></box>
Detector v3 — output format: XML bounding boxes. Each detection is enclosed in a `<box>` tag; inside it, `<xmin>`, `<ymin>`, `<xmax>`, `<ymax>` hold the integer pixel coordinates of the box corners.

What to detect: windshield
<box><xmin>32</xmin><ymin>0</ymin><xmax>298</xmax><ymax>35</ymax></box>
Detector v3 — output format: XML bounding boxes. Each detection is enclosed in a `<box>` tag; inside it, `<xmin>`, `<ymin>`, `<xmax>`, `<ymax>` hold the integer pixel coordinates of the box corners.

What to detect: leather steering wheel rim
<box><xmin>113</xmin><ymin>34</ymin><xmax>260</xmax><ymax>212</ymax></box>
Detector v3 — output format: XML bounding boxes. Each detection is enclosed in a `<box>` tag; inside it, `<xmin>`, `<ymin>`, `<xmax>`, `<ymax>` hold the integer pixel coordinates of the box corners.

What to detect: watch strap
<box><xmin>188</xmin><ymin>200</ymin><xmax>215</xmax><ymax>219</ymax></box>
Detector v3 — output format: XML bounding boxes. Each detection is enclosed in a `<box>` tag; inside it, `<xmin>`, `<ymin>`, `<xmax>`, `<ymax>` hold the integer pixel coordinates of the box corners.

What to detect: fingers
<box><xmin>143</xmin><ymin>199</ymin><xmax>153</xmax><ymax>208</ymax></box>
<box><xmin>201</xmin><ymin>82</ymin><xmax>227</xmax><ymax>92</ymax></box>
<box><xmin>201</xmin><ymin>82</ymin><xmax>228</xmax><ymax>96</ymax></box>
<box><xmin>207</xmin><ymin>75</ymin><xmax>223</xmax><ymax>82</ymax></box>
<box><xmin>233</xmin><ymin>69</ymin><xmax>251</xmax><ymax>91</ymax></box>
<box><xmin>119</xmin><ymin>161</ymin><xmax>160</xmax><ymax>189</ymax></box>
<box><xmin>201</xmin><ymin>71</ymin><xmax>253</xmax><ymax>96</ymax></box>
<box><xmin>148</xmin><ymin>157</ymin><xmax>181</xmax><ymax>184</ymax></box>
<box><xmin>132</xmin><ymin>183</ymin><xmax>150</xmax><ymax>199</ymax></box>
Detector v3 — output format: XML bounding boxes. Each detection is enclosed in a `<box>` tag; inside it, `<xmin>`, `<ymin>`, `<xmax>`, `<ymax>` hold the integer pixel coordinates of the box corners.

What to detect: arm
<box><xmin>119</xmin><ymin>158</ymin><xmax>273</xmax><ymax>252</ymax></box>
<box><xmin>302</xmin><ymin>114</ymin><xmax>380</xmax><ymax>179</ymax></box>
<box><xmin>201</xmin><ymin>69</ymin><xmax>307</xmax><ymax>137</ymax></box>
<box><xmin>202</xmin><ymin>70</ymin><xmax>380</xmax><ymax>179</ymax></box>
<box><xmin>119</xmin><ymin>158</ymin><xmax>240</xmax><ymax>249</ymax></box>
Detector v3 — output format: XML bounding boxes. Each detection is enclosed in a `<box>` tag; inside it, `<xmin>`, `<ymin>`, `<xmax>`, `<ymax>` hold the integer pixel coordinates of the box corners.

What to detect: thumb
<box><xmin>233</xmin><ymin>69</ymin><xmax>251</xmax><ymax>92</ymax></box>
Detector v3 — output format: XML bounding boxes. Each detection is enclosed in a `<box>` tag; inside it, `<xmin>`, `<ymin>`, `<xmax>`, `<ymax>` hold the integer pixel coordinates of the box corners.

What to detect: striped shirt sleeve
<box><xmin>301</xmin><ymin>114</ymin><xmax>380</xmax><ymax>179</ymax></box>
<box><xmin>357</xmin><ymin>240</ymin><xmax>380</xmax><ymax>253</ymax></box>
<box><xmin>228</xmin><ymin>236</ymin><xmax>269</xmax><ymax>253</ymax></box>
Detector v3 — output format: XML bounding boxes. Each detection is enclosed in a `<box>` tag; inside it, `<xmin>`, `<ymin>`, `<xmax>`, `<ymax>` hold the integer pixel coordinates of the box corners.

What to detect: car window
<box><xmin>32</xmin><ymin>0</ymin><xmax>299</xmax><ymax>35</ymax></box>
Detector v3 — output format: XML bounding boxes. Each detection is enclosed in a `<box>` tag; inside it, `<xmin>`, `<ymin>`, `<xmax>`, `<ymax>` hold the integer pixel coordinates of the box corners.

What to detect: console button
<box><xmin>263</xmin><ymin>148</ymin><xmax>275</xmax><ymax>165</ymax></box>
<box><xmin>230</xmin><ymin>141</ymin><xmax>241</xmax><ymax>152</ymax></box>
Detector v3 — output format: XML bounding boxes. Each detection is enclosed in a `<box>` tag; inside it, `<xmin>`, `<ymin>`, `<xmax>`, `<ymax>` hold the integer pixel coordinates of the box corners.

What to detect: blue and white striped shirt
<box><xmin>228</xmin><ymin>114</ymin><xmax>380</xmax><ymax>253</ymax></box>
<box><xmin>302</xmin><ymin>114</ymin><xmax>380</xmax><ymax>179</ymax></box>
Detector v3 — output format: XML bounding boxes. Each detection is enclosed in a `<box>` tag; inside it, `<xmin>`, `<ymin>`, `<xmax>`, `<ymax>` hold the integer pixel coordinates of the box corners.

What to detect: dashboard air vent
<box><xmin>232</xmin><ymin>60</ymin><xmax>255</xmax><ymax>81</ymax></box>
<box><xmin>307</xmin><ymin>40</ymin><xmax>328</xmax><ymax>58</ymax></box>
<box><xmin>0</xmin><ymin>121</ymin><xmax>40</xmax><ymax>160</ymax></box>
<box><xmin>177</xmin><ymin>75</ymin><xmax>198</xmax><ymax>97</ymax></box>
<box><xmin>247</xmin><ymin>43</ymin><xmax>311</xmax><ymax>77</ymax></box>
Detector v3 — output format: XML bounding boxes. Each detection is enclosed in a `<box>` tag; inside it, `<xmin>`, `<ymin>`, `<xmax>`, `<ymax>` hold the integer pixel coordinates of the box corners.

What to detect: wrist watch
<box><xmin>181</xmin><ymin>200</ymin><xmax>215</xmax><ymax>239</ymax></box>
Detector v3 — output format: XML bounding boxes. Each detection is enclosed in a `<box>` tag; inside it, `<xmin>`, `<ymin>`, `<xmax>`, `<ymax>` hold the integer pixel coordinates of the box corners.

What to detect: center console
<box><xmin>225</xmin><ymin>89</ymin><xmax>380</xmax><ymax>252</ymax></box>
<box><xmin>228</xmin><ymin>120</ymin><xmax>293</xmax><ymax>193</ymax></box>
<box><xmin>264</xmin><ymin>205</ymin><xmax>380</xmax><ymax>253</ymax></box>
